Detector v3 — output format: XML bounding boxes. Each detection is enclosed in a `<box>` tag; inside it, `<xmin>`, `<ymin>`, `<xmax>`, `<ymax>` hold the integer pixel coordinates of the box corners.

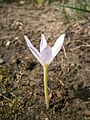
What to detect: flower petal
<box><xmin>24</xmin><ymin>35</ymin><xmax>42</xmax><ymax>65</ymax></box>
<box><xmin>40</xmin><ymin>34</ymin><xmax>47</xmax><ymax>53</ymax></box>
<box><xmin>41</xmin><ymin>45</ymin><xmax>52</xmax><ymax>65</ymax></box>
<box><xmin>51</xmin><ymin>34</ymin><xmax>65</xmax><ymax>59</ymax></box>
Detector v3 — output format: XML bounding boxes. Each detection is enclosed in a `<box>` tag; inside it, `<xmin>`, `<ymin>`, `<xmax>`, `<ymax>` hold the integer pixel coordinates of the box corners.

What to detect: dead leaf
<box><xmin>48</xmin><ymin>92</ymin><xmax>52</xmax><ymax>100</ymax></box>
<box><xmin>56</xmin><ymin>89</ymin><xmax>61</xmax><ymax>98</ymax></box>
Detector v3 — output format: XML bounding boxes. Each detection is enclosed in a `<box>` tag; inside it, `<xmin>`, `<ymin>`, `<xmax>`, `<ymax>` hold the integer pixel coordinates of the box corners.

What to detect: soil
<box><xmin>0</xmin><ymin>2</ymin><xmax>90</xmax><ymax>120</ymax></box>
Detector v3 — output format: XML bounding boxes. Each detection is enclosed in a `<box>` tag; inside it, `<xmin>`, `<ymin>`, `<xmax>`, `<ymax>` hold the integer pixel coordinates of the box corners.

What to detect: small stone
<box><xmin>79</xmin><ymin>20</ymin><xmax>86</xmax><ymax>24</ymax></box>
<box><xmin>0</xmin><ymin>58</ymin><xmax>4</xmax><ymax>64</ymax></box>
<box><xmin>19</xmin><ymin>25</ymin><xmax>23</xmax><ymax>31</ymax></box>
<box><xmin>20</xmin><ymin>0</ymin><xmax>25</xmax><ymax>5</ymax></box>
<box><xmin>35</xmin><ymin>115</ymin><xmax>39</xmax><ymax>120</ymax></box>
<box><xmin>84</xmin><ymin>28</ymin><xmax>88</xmax><ymax>33</ymax></box>
<box><xmin>45</xmin><ymin>118</ymin><xmax>49</xmax><ymax>120</ymax></box>
<box><xmin>15</xmin><ymin>36</ymin><xmax>19</xmax><ymax>40</ymax></box>
<box><xmin>6</xmin><ymin>41</ymin><xmax>10</xmax><ymax>48</ymax></box>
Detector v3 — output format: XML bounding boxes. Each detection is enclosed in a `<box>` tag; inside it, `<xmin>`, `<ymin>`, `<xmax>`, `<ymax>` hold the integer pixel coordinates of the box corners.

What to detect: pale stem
<box><xmin>43</xmin><ymin>64</ymin><xmax>49</xmax><ymax>109</ymax></box>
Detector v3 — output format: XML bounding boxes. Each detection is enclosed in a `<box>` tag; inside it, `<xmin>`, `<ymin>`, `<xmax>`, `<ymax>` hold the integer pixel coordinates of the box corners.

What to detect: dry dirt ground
<box><xmin>0</xmin><ymin>2</ymin><xmax>90</xmax><ymax>120</ymax></box>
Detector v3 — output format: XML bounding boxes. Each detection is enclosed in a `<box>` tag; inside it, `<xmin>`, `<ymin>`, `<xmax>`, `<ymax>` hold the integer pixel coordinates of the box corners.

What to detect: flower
<box><xmin>24</xmin><ymin>34</ymin><xmax>65</xmax><ymax>66</ymax></box>
<box><xmin>24</xmin><ymin>33</ymin><xmax>65</xmax><ymax>109</ymax></box>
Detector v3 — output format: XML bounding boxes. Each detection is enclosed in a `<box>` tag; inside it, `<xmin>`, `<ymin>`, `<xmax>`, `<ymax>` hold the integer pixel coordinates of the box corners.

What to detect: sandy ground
<box><xmin>0</xmin><ymin>2</ymin><xmax>90</xmax><ymax>120</ymax></box>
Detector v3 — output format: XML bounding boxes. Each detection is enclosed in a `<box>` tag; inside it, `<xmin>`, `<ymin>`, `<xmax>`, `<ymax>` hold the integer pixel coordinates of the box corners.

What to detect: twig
<box><xmin>0</xmin><ymin>36</ymin><xmax>12</xmax><ymax>40</ymax></box>
<box><xmin>67</xmin><ymin>64</ymin><xmax>78</xmax><ymax>76</ymax></box>
<box><xmin>59</xmin><ymin>80</ymin><xmax>65</xmax><ymax>87</ymax></box>
<box><xmin>65</xmin><ymin>37</ymin><xmax>71</xmax><ymax>46</ymax></box>
<box><xmin>69</xmin><ymin>44</ymin><xmax>90</xmax><ymax>51</ymax></box>
<box><xmin>10</xmin><ymin>92</ymin><xmax>16</xmax><ymax>98</ymax></box>
<box><xmin>78</xmin><ymin>41</ymin><xmax>90</xmax><ymax>47</ymax></box>
<box><xmin>0</xmin><ymin>93</ymin><xmax>13</xmax><ymax>103</ymax></box>
<box><xmin>62</xmin><ymin>45</ymin><xmax>67</xmax><ymax>58</ymax></box>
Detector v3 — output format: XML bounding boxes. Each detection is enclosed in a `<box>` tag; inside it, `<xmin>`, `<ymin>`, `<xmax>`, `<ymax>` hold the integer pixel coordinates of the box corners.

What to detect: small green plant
<box><xmin>24</xmin><ymin>33</ymin><xmax>65</xmax><ymax>109</ymax></box>
<box><xmin>37</xmin><ymin>0</ymin><xmax>44</xmax><ymax>5</ymax></box>
<box><xmin>55</xmin><ymin>0</ymin><xmax>90</xmax><ymax>19</ymax></box>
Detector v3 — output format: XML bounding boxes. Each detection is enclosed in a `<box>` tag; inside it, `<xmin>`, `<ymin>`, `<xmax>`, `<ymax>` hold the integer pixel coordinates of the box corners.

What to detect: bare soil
<box><xmin>0</xmin><ymin>2</ymin><xmax>90</xmax><ymax>120</ymax></box>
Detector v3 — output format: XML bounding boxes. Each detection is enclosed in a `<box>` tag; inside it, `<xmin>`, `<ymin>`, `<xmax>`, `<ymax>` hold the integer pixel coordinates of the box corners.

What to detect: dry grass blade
<box><xmin>69</xmin><ymin>44</ymin><xmax>90</xmax><ymax>51</ymax></box>
<box><xmin>63</xmin><ymin>45</ymin><xmax>67</xmax><ymax>58</ymax></box>
<box><xmin>59</xmin><ymin>80</ymin><xmax>65</xmax><ymax>87</ymax></box>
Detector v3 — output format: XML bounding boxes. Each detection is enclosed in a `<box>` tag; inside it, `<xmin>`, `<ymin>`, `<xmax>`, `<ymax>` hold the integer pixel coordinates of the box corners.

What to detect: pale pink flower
<box><xmin>24</xmin><ymin>34</ymin><xmax>65</xmax><ymax>66</ymax></box>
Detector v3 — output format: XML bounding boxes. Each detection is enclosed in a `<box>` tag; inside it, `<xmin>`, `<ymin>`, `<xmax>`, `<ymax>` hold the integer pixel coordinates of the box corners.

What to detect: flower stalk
<box><xmin>24</xmin><ymin>33</ymin><xmax>65</xmax><ymax>109</ymax></box>
<box><xmin>43</xmin><ymin>64</ymin><xmax>49</xmax><ymax>109</ymax></box>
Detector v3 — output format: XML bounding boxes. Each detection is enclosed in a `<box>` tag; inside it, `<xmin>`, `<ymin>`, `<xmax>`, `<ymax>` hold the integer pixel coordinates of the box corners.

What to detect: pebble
<box><xmin>15</xmin><ymin>37</ymin><xmax>19</xmax><ymax>40</ymax></box>
<box><xmin>6</xmin><ymin>41</ymin><xmax>10</xmax><ymax>48</ymax></box>
<box><xmin>12</xmin><ymin>21</ymin><xmax>23</xmax><ymax>30</ymax></box>
<box><xmin>79</xmin><ymin>20</ymin><xmax>86</xmax><ymax>25</ymax></box>
<box><xmin>19</xmin><ymin>25</ymin><xmax>23</xmax><ymax>31</ymax></box>
<box><xmin>20</xmin><ymin>0</ymin><xmax>25</xmax><ymax>5</ymax></box>
<box><xmin>45</xmin><ymin>118</ymin><xmax>49</xmax><ymax>120</ymax></box>
<box><xmin>0</xmin><ymin>58</ymin><xmax>4</xmax><ymax>64</ymax></box>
